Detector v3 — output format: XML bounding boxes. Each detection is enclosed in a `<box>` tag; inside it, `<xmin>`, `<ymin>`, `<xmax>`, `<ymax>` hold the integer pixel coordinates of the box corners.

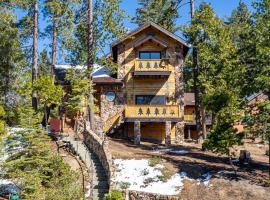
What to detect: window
<box><xmin>139</xmin><ymin>51</ymin><xmax>161</xmax><ymax>59</ymax></box>
<box><xmin>136</xmin><ymin>95</ymin><xmax>166</xmax><ymax>105</ymax></box>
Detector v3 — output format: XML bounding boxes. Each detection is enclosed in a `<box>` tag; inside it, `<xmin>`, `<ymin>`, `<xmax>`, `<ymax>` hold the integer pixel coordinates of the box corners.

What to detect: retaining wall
<box><xmin>82</xmin><ymin>126</ymin><xmax>114</xmax><ymax>190</ymax></box>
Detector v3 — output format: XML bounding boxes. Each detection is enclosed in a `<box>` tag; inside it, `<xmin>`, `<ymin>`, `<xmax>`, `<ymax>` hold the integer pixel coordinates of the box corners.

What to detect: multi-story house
<box><xmin>94</xmin><ymin>22</ymin><xmax>190</xmax><ymax>145</ymax></box>
<box><xmin>55</xmin><ymin>22</ymin><xmax>190</xmax><ymax>145</ymax></box>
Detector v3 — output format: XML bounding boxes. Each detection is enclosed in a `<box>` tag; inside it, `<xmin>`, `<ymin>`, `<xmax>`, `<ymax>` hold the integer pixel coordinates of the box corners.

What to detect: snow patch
<box><xmin>112</xmin><ymin>159</ymin><xmax>188</xmax><ymax>195</ymax></box>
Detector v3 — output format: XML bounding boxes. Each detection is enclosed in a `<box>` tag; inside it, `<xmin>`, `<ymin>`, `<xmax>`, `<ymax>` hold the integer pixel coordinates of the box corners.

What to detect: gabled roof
<box><xmin>111</xmin><ymin>21</ymin><xmax>190</xmax><ymax>49</ymax></box>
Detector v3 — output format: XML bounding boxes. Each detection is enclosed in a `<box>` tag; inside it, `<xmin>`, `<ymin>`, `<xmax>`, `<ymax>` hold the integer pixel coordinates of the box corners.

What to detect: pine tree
<box><xmin>184</xmin><ymin>3</ymin><xmax>245</xmax><ymax>166</ymax></box>
<box><xmin>228</xmin><ymin>1</ymin><xmax>256</xmax><ymax>98</ymax></box>
<box><xmin>39</xmin><ymin>49</ymin><xmax>51</xmax><ymax>76</ymax></box>
<box><xmin>134</xmin><ymin>0</ymin><xmax>182</xmax><ymax>32</ymax></box>
<box><xmin>248</xmin><ymin>0</ymin><xmax>270</xmax><ymax>178</ymax></box>
<box><xmin>33</xmin><ymin>76</ymin><xmax>64</xmax><ymax>127</ymax></box>
<box><xmin>43</xmin><ymin>0</ymin><xmax>76</xmax><ymax>75</ymax></box>
<box><xmin>0</xmin><ymin>4</ymin><xmax>24</xmax><ymax>105</ymax></box>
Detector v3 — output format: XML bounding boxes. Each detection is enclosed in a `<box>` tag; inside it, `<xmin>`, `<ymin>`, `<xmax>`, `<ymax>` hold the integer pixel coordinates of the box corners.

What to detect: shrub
<box><xmin>149</xmin><ymin>155</ymin><xmax>161</xmax><ymax>167</ymax></box>
<box><xmin>119</xmin><ymin>181</ymin><xmax>130</xmax><ymax>190</ymax></box>
<box><xmin>105</xmin><ymin>190</ymin><xmax>124</xmax><ymax>200</ymax></box>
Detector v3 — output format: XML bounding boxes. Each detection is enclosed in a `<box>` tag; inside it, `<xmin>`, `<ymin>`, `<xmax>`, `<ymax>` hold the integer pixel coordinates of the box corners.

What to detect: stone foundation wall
<box><xmin>126</xmin><ymin>190</ymin><xmax>180</xmax><ymax>200</ymax></box>
<box><xmin>82</xmin><ymin>127</ymin><xmax>114</xmax><ymax>189</ymax></box>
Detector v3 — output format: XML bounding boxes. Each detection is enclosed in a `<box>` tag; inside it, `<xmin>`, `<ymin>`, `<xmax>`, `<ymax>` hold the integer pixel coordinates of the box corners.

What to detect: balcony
<box><xmin>134</xmin><ymin>59</ymin><xmax>171</xmax><ymax>76</ymax></box>
<box><xmin>125</xmin><ymin>105</ymin><xmax>181</xmax><ymax>122</ymax></box>
<box><xmin>184</xmin><ymin>114</ymin><xmax>212</xmax><ymax>125</ymax></box>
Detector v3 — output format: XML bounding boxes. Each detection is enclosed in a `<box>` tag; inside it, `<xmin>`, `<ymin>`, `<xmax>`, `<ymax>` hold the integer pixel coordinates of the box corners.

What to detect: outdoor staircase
<box><xmin>103</xmin><ymin>109</ymin><xmax>125</xmax><ymax>135</ymax></box>
<box><xmin>63</xmin><ymin>135</ymin><xmax>109</xmax><ymax>200</ymax></box>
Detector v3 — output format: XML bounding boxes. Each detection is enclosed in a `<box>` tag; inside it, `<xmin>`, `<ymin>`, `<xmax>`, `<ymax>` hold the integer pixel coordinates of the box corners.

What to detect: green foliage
<box><xmin>66</xmin><ymin>0</ymin><xmax>127</xmax><ymax>66</ymax></box>
<box><xmin>105</xmin><ymin>190</ymin><xmax>124</xmax><ymax>200</ymax></box>
<box><xmin>149</xmin><ymin>155</ymin><xmax>161</xmax><ymax>167</ymax></box>
<box><xmin>228</xmin><ymin>2</ymin><xmax>256</xmax><ymax>97</ymax></box>
<box><xmin>33</xmin><ymin>75</ymin><xmax>64</xmax><ymax>107</ymax></box>
<box><xmin>119</xmin><ymin>181</ymin><xmax>130</xmax><ymax>190</ymax></box>
<box><xmin>203</xmin><ymin>119</ymin><xmax>244</xmax><ymax>157</ymax></box>
<box><xmin>39</xmin><ymin>49</ymin><xmax>51</xmax><ymax>76</ymax></box>
<box><xmin>65</xmin><ymin>68</ymin><xmax>95</xmax><ymax>117</ymax></box>
<box><xmin>252</xmin><ymin>0</ymin><xmax>270</xmax><ymax>95</ymax></box>
<box><xmin>4</xmin><ymin>129</ymin><xmax>83</xmax><ymax>199</ymax></box>
<box><xmin>134</xmin><ymin>0</ymin><xmax>181</xmax><ymax>32</ymax></box>
<box><xmin>244</xmin><ymin>100</ymin><xmax>270</xmax><ymax>140</ymax></box>
<box><xmin>157</xmin><ymin>168</ymin><xmax>170</xmax><ymax>182</ymax></box>
<box><xmin>0</xmin><ymin>5</ymin><xmax>24</xmax><ymax>102</ymax></box>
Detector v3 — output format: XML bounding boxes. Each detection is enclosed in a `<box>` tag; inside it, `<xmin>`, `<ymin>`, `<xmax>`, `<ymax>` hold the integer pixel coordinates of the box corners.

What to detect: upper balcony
<box><xmin>134</xmin><ymin>59</ymin><xmax>171</xmax><ymax>77</ymax></box>
<box><xmin>125</xmin><ymin>105</ymin><xmax>181</xmax><ymax>122</ymax></box>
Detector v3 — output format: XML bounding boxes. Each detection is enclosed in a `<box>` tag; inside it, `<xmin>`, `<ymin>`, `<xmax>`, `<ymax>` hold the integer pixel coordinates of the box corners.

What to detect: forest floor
<box><xmin>109</xmin><ymin>137</ymin><xmax>270</xmax><ymax>199</ymax></box>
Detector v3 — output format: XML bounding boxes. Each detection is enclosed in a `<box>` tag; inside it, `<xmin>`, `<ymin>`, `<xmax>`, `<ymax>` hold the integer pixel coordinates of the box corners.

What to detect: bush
<box><xmin>157</xmin><ymin>168</ymin><xmax>170</xmax><ymax>182</ymax></box>
<box><xmin>149</xmin><ymin>155</ymin><xmax>161</xmax><ymax>167</ymax></box>
<box><xmin>105</xmin><ymin>190</ymin><xmax>124</xmax><ymax>200</ymax></box>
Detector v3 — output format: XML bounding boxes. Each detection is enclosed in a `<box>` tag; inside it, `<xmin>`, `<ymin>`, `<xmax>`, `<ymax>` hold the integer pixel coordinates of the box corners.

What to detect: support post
<box><xmin>188</xmin><ymin>126</ymin><xmax>191</xmax><ymax>140</ymax></box>
<box><xmin>175</xmin><ymin>122</ymin><xmax>184</xmax><ymax>144</ymax></box>
<box><xmin>165</xmin><ymin>121</ymin><xmax>172</xmax><ymax>146</ymax></box>
<box><xmin>134</xmin><ymin>121</ymin><xmax>141</xmax><ymax>145</ymax></box>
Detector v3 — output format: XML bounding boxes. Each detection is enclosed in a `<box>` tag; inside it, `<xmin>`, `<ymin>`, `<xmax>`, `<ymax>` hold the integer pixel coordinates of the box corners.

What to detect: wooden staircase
<box><xmin>103</xmin><ymin>108</ymin><xmax>125</xmax><ymax>134</ymax></box>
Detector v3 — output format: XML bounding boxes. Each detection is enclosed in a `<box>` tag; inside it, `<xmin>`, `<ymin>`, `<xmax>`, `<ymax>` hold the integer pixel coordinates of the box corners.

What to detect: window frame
<box><xmin>139</xmin><ymin>51</ymin><xmax>161</xmax><ymax>60</ymax></box>
<box><xmin>135</xmin><ymin>95</ymin><xmax>166</xmax><ymax>105</ymax></box>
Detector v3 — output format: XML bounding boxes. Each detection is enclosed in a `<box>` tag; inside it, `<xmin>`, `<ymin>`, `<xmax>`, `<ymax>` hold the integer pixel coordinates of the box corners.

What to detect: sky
<box><xmin>16</xmin><ymin>0</ymin><xmax>254</xmax><ymax>63</ymax></box>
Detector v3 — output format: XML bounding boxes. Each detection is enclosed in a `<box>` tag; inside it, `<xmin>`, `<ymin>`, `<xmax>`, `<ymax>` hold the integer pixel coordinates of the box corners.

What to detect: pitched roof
<box><xmin>54</xmin><ymin>64</ymin><xmax>112</xmax><ymax>84</ymax></box>
<box><xmin>93</xmin><ymin>77</ymin><xmax>123</xmax><ymax>85</ymax></box>
<box><xmin>111</xmin><ymin>21</ymin><xmax>190</xmax><ymax>49</ymax></box>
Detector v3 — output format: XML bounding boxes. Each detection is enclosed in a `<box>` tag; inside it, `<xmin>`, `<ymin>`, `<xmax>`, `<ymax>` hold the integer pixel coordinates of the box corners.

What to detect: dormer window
<box><xmin>139</xmin><ymin>51</ymin><xmax>161</xmax><ymax>60</ymax></box>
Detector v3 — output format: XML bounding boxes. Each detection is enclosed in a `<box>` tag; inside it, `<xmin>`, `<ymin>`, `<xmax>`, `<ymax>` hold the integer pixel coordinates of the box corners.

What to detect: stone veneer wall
<box><xmin>82</xmin><ymin>128</ymin><xmax>114</xmax><ymax>190</ymax></box>
<box><xmin>126</xmin><ymin>190</ymin><xmax>180</xmax><ymax>200</ymax></box>
<box><xmin>100</xmin><ymin>86</ymin><xmax>125</xmax><ymax>129</ymax></box>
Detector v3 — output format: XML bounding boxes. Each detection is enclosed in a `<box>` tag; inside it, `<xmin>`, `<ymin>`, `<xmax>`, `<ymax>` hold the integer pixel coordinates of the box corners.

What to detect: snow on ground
<box><xmin>113</xmin><ymin>159</ymin><xmax>213</xmax><ymax>195</ymax></box>
<box><xmin>152</xmin><ymin>148</ymin><xmax>189</xmax><ymax>155</ymax></box>
<box><xmin>112</xmin><ymin>159</ymin><xmax>186</xmax><ymax>195</ymax></box>
<box><xmin>0</xmin><ymin>127</ymin><xmax>27</xmax><ymax>195</ymax></box>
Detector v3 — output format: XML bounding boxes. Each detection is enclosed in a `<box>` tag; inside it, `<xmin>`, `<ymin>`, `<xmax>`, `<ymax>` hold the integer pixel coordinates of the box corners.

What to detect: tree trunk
<box><xmin>32</xmin><ymin>0</ymin><xmax>38</xmax><ymax>110</ymax></box>
<box><xmin>201</xmin><ymin>107</ymin><xmax>207</xmax><ymax>139</ymax></box>
<box><xmin>51</xmin><ymin>20</ymin><xmax>57</xmax><ymax>76</ymax></box>
<box><xmin>190</xmin><ymin>0</ymin><xmax>202</xmax><ymax>137</ymax></box>
<box><xmin>87</xmin><ymin>0</ymin><xmax>95</xmax><ymax>130</ymax></box>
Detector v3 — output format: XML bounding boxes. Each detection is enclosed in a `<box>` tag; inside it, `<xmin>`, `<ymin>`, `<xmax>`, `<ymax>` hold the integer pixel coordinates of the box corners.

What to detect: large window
<box><xmin>139</xmin><ymin>51</ymin><xmax>161</xmax><ymax>59</ymax></box>
<box><xmin>136</xmin><ymin>95</ymin><xmax>166</xmax><ymax>105</ymax></box>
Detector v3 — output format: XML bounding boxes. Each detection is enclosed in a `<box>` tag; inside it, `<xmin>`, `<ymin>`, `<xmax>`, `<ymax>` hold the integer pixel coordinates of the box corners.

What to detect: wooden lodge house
<box><xmin>55</xmin><ymin>22</ymin><xmax>211</xmax><ymax>144</ymax></box>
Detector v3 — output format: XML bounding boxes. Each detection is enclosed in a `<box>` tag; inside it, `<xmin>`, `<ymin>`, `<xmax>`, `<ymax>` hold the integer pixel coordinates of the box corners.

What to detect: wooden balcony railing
<box><xmin>134</xmin><ymin>59</ymin><xmax>170</xmax><ymax>72</ymax></box>
<box><xmin>125</xmin><ymin>105</ymin><xmax>180</xmax><ymax>119</ymax></box>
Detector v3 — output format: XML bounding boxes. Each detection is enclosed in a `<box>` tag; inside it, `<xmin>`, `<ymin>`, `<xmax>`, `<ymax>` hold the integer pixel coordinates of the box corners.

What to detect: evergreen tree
<box><xmin>4</xmin><ymin>129</ymin><xmax>83</xmax><ymax>199</ymax></box>
<box><xmin>65</xmin><ymin>68</ymin><xmax>93</xmax><ymax>117</ymax></box>
<box><xmin>134</xmin><ymin>0</ymin><xmax>182</xmax><ymax>32</ymax></box>
<box><xmin>184</xmin><ymin>4</ymin><xmax>245</xmax><ymax>164</ymax></box>
<box><xmin>66</xmin><ymin>0</ymin><xmax>127</xmax><ymax>65</ymax></box>
<box><xmin>0</xmin><ymin>4</ymin><xmax>24</xmax><ymax>105</ymax></box>
<box><xmin>43</xmin><ymin>0</ymin><xmax>77</xmax><ymax>75</ymax></box>
<box><xmin>228</xmin><ymin>1</ymin><xmax>256</xmax><ymax>98</ymax></box>
<box><xmin>253</xmin><ymin>0</ymin><xmax>270</xmax><ymax>95</ymax></box>
<box><xmin>38</xmin><ymin>49</ymin><xmax>51</xmax><ymax>76</ymax></box>
<box><xmin>33</xmin><ymin>75</ymin><xmax>64</xmax><ymax>126</ymax></box>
